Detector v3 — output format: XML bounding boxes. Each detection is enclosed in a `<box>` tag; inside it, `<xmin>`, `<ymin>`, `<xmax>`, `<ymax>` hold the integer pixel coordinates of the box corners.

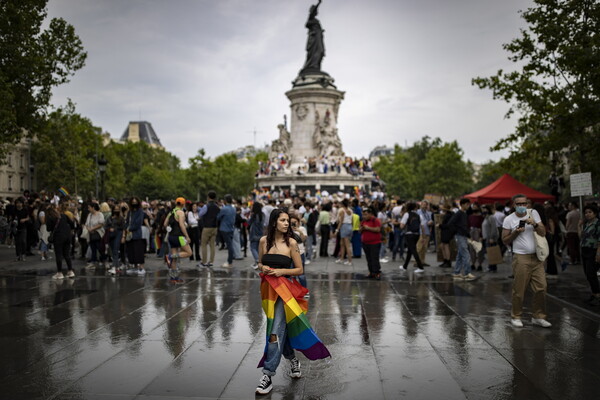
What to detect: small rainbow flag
<box><xmin>257</xmin><ymin>274</ymin><xmax>330</xmax><ymax>367</ymax></box>
<box><xmin>58</xmin><ymin>187</ymin><xmax>69</xmax><ymax>197</ymax></box>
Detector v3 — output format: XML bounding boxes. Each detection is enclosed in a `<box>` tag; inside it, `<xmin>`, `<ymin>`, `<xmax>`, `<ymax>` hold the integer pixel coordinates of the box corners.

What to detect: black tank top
<box><xmin>261</xmin><ymin>254</ymin><xmax>292</xmax><ymax>269</ymax></box>
<box><xmin>168</xmin><ymin>209</ymin><xmax>183</xmax><ymax>236</ymax></box>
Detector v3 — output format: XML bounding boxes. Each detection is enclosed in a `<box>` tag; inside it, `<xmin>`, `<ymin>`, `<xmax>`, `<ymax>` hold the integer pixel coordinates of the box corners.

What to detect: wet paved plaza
<box><xmin>0</xmin><ymin>245</ymin><xmax>599</xmax><ymax>400</ymax></box>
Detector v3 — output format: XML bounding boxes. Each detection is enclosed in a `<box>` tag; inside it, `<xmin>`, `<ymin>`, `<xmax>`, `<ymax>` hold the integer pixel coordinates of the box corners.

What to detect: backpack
<box><xmin>407</xmin><ymin>212</ymin><xmax>421</xmax><ymax>234</ymax></box>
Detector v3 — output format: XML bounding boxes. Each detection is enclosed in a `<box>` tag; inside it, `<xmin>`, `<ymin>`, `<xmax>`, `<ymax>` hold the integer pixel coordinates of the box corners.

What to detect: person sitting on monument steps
<box><xmin>502</xmin><ymin>193</ymin><xmax>552</xmax><ymax>328</ymax></box>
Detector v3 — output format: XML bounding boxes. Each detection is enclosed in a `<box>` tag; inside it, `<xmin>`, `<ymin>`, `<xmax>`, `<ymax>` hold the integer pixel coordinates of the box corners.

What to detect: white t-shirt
<box><xmin>502</xmin><ymin>210</ymin><xmax>541</xmax><ymax>255</ymax></box>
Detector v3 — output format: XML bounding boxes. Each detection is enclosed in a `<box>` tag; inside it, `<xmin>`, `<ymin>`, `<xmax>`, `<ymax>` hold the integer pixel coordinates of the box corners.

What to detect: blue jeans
<box><xmin>250</xmin><ymin>240</ymin><xmax>260</xmax><ymax>264</ymax></box>
<box><xmin>392</xmin><ymin>228</ymin><xmax>404</xmax><ymax>259</ymax></box>
<box><xmin>262</xmin><ymin>297</ymin><xmax>295</xmax><ymax>376</ymax></box>
<box><xmin>220</xmin><ymin>230</ymin><xmax>234</xmax><ymax>264</ymax></box>
<box><xmin>109</xmin><ymin>231</ymin><xmax>122</xmax><ymax>268</ymax></box>
<box><xmin>454</xmin><ymin>235</ymin><xmax>472</xmax><ymax>275</ymax></box>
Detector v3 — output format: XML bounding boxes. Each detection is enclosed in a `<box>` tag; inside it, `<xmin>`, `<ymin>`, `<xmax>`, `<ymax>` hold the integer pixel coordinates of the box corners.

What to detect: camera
<box><xmin>518</xmin><ymin>220</ymin><xmax>526</xmax><ymax>228</ymax></box>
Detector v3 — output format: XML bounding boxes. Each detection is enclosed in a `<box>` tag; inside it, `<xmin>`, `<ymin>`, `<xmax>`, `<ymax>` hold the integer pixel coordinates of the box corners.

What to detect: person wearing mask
<box><xmin>84</xmin><ymin>203</ymin><xmax>105</xmax><ymax>269</ymax></box>
<box><xmin>48</xmin><ymin>200</ymin><xmax>76</xmax><ymax>279</ymax></box>
<box><xmin>416</xmin><ymin>200</ymin><xmax>433</xmax><ymax>267</ymax></box>
<box><xmin>502</xmin><ymin>194</ymin><xmax>551</xmax><ymax>328</ymax></box>
<box><xmin>106</xmin><ymin>204</ymin><xmax>126</xmax><ymax>276</ymax></box>
<box><xmin>123</xmin><ymin>197</ymin><xmax>147</xmax><ymax>276</ymax></box>
<box><xmin>579</xmin><ymin>204</ymin><xmax>600</xmax><ymax>306</ymax></box>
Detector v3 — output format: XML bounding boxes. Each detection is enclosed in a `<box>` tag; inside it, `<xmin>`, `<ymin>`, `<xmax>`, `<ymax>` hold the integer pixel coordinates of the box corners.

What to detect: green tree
<box><xmin>373</xmin><ymin>139</ymin><xmax>473</xmax><ymax>199</ymax></box>
<box><xmin>31</xmin><ymin>102</ymin><xmax>103</xmax><ymax>197</ymax></box>
<box><xmin>0</xmin><ymin>0</ymin><xmax>86</xmax><ymax>159</ymax></box>
<box><xmin>473</xmin><ymin>0</ymin><xmax>600</xmax><ymax>189</ymax></box>
<box><xmin>416</xmin><ymin>141</ymin><xmax>474</xmax><ymax>197</ymax></box>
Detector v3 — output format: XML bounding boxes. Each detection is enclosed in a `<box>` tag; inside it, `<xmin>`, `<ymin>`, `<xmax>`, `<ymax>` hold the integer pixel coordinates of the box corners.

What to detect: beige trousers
<box><xmin>511</xmin><ymin>253</ymin><xmax>547</xmax><ymax>320</ymax></box>
<box><xmin>201</xmin><ymin>227</ymin><xmax>217</xmax><ymax>263</ymax></box>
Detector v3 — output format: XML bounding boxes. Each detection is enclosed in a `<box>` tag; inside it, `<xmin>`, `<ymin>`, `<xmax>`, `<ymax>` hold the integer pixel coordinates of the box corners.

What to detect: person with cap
<box><xmin>164</xmin><ymin>197</ymin><xmax>192</xmax><ymax>283</ymax></box>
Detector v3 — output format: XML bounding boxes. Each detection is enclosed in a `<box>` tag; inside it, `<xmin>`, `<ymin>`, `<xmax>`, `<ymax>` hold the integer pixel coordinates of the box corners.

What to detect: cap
<box><xmin>176</xmin><ymin>197</ymin><xmax>186</xmax><ymax>205</ymax></box>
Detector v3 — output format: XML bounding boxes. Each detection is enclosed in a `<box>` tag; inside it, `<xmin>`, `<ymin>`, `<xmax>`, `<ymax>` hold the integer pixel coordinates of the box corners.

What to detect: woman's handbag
<box><xmin>47</xmin><ymin>215</ymin><xmax>61</xmax><ymax>244</ymax></box>
<box><xmin>528</xmin><ymin>210</ymin><xmax>549</xmax><ymax>262</ymax></box>
<box><xmin>80</xmin><ymin>228</ymin><xmax>89</xmax><ymax>241</ymax></box>
<box><xmin>125</xmin><ymin>231</ymin><xmax>133</xmax><ymax>242</ymax></box>
<box><xmin>89</xmin><ymin>231</ymin><xmax>101</xmax><ymax>242</ymax></box>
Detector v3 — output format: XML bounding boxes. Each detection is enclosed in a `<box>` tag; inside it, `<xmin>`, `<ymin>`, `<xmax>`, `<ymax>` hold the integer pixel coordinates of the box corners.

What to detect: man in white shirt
<box><xmin>502</xmin><ymin>194</ymin><xmax>551</xmax><ymax>328</ymax></box>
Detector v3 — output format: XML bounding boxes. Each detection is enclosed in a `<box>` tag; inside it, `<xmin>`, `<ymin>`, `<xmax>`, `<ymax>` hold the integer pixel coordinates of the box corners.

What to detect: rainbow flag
<box><xmin>58</xmin><ymin>187</ymin><xmax>69</xmax><ymax>196</ymax></box>
<box><xmin>257</xmin><ymin>274</ymin><xmax>331</xmax><ymax>367</ymax></box>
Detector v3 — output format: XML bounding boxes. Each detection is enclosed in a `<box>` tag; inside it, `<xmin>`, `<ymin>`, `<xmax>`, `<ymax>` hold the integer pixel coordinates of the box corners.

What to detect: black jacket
<box><xmin>448</xmin><ymin>210</ymin><xmax>469</xmax><ymax>238</ymax></box>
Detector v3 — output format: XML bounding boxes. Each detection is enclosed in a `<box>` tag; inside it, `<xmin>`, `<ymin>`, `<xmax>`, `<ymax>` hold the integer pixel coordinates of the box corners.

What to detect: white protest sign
<box><xmin>570</xmin><ymin>172</ymin><xmax>592</xmax><ymax>197</ymax></box>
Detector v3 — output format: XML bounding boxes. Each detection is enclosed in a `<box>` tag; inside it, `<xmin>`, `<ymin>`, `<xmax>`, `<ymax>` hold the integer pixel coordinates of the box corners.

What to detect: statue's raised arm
<box><xmin>300</xmin><ymin>1</ymin><xmax>325</xmax><ymax>74</ymax></box>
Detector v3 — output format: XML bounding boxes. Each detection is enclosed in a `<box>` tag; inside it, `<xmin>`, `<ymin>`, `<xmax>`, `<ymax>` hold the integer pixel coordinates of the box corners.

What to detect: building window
<box><xmin>7</xmin><ymin>153</ymin><xmax>12</xmax><ymax>167</ymax></box>
<box><xmin>20</xmin><ymin>153</ymin><xmax>24</xmax><ymax>169</ymax></box>
<box><xmin>20</xmin><ymin>176</ymin><xmax>24</xmax><ymax>191</ymax></box>
<box><xmin>8</xmin><ymin>175</ymin><xmax>12</xmax><ymax>191</ymax></box>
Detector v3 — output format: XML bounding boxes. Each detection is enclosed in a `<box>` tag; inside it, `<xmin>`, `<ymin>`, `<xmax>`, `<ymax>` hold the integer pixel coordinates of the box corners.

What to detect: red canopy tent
<box><xmin>465</xmin><ymin>174</ymin><xmax>554</xmax><ymax>204</ymax></box>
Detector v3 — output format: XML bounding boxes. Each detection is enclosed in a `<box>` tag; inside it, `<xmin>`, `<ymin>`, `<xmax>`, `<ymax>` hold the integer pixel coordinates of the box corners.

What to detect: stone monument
<box><xmin>256</xmin><ymin>1</ymin><xmax>372</xmax><ymax>193</ymax></box>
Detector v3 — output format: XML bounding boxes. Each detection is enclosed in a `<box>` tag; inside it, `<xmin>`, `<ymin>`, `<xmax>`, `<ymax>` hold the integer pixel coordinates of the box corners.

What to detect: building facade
<box><xmin>0</xmin><ymin>137</ymin><xmax>35</xmax><ymax>200</ymax></box>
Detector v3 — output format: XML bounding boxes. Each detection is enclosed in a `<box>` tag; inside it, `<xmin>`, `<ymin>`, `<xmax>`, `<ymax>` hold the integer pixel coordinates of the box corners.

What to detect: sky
<box><xmin>46</xmin><ymin>0</ymin><xmax>533</xmax><ymax>167</ymax></box>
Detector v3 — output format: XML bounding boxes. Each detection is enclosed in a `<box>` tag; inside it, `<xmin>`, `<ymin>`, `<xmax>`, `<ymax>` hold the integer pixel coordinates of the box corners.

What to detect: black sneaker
<box><xmin>289</xmin><ymin>357</ymin><xmax>301</xmax><ymax>378</ymax></box>
<box><xmin>255</xmin><ymin>374</ymin><xmax>272</xmax><ymax>395</ymax></box>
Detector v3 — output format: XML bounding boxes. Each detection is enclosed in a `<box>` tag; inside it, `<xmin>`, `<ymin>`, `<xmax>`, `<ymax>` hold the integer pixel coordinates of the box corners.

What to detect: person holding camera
<box><xmin>502</xmin><ymin>194</ymin><xmax>551</xmax><ymax>328</ymax></box>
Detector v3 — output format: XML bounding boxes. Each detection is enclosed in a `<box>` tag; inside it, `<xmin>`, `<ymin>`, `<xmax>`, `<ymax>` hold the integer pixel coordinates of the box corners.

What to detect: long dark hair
<box><xmin>266</xmin><ymin>208</ymin><xmax>292</xmax><ymax>252</ymax></box>
<box><xmin>252</xmin><ymin>201</ymin><xmax>264</xmax><ymax>222</ymax></box>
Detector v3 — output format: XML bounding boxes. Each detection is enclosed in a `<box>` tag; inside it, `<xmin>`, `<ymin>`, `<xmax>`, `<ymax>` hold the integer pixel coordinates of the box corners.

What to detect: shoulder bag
<box><xmin>528</xmin><ymin>210</ymin><xmax>549</xmax><ymax>262</ymax></box>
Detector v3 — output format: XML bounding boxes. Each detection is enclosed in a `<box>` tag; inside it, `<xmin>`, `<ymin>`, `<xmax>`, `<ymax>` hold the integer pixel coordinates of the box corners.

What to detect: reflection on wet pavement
<box><xmin>0</xmin><ymin>262</ymin><xmax>598</xmax><ymax>399</ymax></box>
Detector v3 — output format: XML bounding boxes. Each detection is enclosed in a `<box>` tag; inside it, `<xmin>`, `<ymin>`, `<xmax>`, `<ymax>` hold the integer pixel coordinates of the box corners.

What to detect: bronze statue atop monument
<box><xmin>300</xmin><ymin>0</ymin><xmax>326</xmax><ymax>75</ymax></box>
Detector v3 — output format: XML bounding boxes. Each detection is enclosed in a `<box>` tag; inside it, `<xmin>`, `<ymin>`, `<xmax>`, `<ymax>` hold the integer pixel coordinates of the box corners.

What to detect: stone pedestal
<box><xmin>285</xmin><ymin>74</ymin><xmax>345</xmax><ymax>165</ymax></box>
<box><xmin>257</xmin><ymin>73</ymin><xmax>373</xmax><ymax>194</ymax></box>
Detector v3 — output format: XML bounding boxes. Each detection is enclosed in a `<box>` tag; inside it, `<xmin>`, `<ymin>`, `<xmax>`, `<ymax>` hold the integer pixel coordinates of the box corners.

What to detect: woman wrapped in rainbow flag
<box><xmin>255</xmin><ymin>208</ymin><xmax>331</xmax><ymax>395</ymax></box>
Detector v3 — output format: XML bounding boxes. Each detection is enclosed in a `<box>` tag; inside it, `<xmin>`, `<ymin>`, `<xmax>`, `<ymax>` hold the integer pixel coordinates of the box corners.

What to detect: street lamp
<box><xmin>98</xmin><ymin>154</ymin><xmax>108</xmax><ymax>201</ymax></box>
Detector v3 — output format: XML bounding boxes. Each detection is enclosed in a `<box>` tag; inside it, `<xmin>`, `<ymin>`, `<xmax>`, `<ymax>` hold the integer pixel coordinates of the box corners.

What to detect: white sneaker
<box><xmin>85</xmin><ymin>263</ymin><xmax>96</xmax><ymax>269</ymax></box>
<box><xmin>532</xmin><ymin>318</ymin><xmax>552</xmax><ymax>328</ymax></box>
<box><xmin>221</xmin><ymin>263</ymin><xmax>231</xmax><ymax>268</ymax></box>
<box><xmin>126</xmin><ymin>268</ymin><xmax>138</xmax><ymax>276</ymax></box>
<box><xmin>380</xmin><ymin>258</ymin><xmax>389</xmax><ymax>263</ymax></box>
<box><xmin>41</xmin><ymin>256</ymin><xmax>46</xmax><ymax>261</ymax></box>
<box><xmin>343</xmin><ymin>260</ymin><xmax>352</xmax><ymax>266</ymax></box>
<box><xmin>335</xmin><ymin>259</ymin><xmax>343</xmax><ymax>264</ymax></box>
<box><xmin>66</xmin><ymin>270</ymin><xmax>75</xmax><ymax>278</ymax></box>
<box><xmin>107</xmin><ymin>267</ymin><xmax>117</xmax><ymax>275</ymax></box>
<box><xmin>137</xmin><ymin>269</ymin><xmax>146</xmax><ymax>276</ymax></box>
<box><xmin>305</xmin><ymin>259</ymin><xmax>311</xmax><ymax>265</ymax></box>
<box><xmin>414</xmin><ymin>268</ymin><xmax>424</xmax><ymax>273</ymax></box>
<box><xmin>251</xmin><ymin>263</ymin><xmax>259</xmax><ymax>270</ymax></box>
<box><xmin>52</xmin><ymin>272</ymin><xmax>64</xmax><ymax>280</ymax></box>
<box><xmin>511</xmin><ymin>319</ymin><xmax>524</xmax><ymax>328</ymax></box>
<box><xmin>399</xmin><ymin>266</ymin><xmax>407</xmax><ymax>271</ymax></box>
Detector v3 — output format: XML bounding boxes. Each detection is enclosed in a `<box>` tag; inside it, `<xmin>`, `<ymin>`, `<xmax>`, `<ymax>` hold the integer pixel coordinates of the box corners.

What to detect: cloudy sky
<box><xmin>47</xmin><ymin>0</ymin><xmax>532</xmax><ymax>166</ymax></box>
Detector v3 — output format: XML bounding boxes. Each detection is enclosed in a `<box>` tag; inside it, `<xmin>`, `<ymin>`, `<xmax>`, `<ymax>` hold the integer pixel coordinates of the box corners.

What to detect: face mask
<box><xmin>121</xmin><ymin>207</ymin><xmax>127</xmax><ymax>212</ymax></box>
<box><xmin>515</xmin><ymin>206</ymin><xmax>527</xmax><ymax>214</ymax></box>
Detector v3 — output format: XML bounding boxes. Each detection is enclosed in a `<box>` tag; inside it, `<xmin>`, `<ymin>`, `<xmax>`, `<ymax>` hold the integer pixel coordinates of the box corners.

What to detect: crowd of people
<box><xmin>1</xmin><ymin>187</ymin><xmax>599</xmax><ymax>394</ymax></box>
<box><xmin>0</xmin><ymin>189</ymin><xmax>598</xmax><ymax>299</ymax></box>
<box><xmin>256</xmin><ymin>155</ymin><xmax>373</xmax><ymax>177</ymax></box>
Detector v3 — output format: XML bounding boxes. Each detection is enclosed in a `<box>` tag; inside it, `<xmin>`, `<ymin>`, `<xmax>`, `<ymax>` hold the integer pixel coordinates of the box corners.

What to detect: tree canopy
<box><xmin>473</xmin><ymin>0</ymin><xmax>600</xmax><ymax>190</ymax></box>
<box><xmin>0</xmin><ymin>0</ymin><xmax>86</xmax><ymax>160</ymax></box>
<box><xmin>373</xmin><ymin>137</ymin><xmax>474</xmax><ymax>199</ymax></box>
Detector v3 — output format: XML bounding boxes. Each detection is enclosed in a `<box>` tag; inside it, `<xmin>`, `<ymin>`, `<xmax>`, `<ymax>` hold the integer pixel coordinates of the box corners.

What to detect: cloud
<box><xmin>47</xmin><ymin>0</ymin><xmax>530</xmax><ymax>166</ymax></box>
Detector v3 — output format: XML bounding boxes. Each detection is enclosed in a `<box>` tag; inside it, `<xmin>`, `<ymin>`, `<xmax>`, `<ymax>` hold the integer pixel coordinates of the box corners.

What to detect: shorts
<box><xmin>168</xmin><ymin>235</ymin><xmax>187</xmax><ymax>249</ymax></box>
<box><xmin>340</xmin><ymin>223</ymin><xmax>353</xmax><ymax>239</ymax></box>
